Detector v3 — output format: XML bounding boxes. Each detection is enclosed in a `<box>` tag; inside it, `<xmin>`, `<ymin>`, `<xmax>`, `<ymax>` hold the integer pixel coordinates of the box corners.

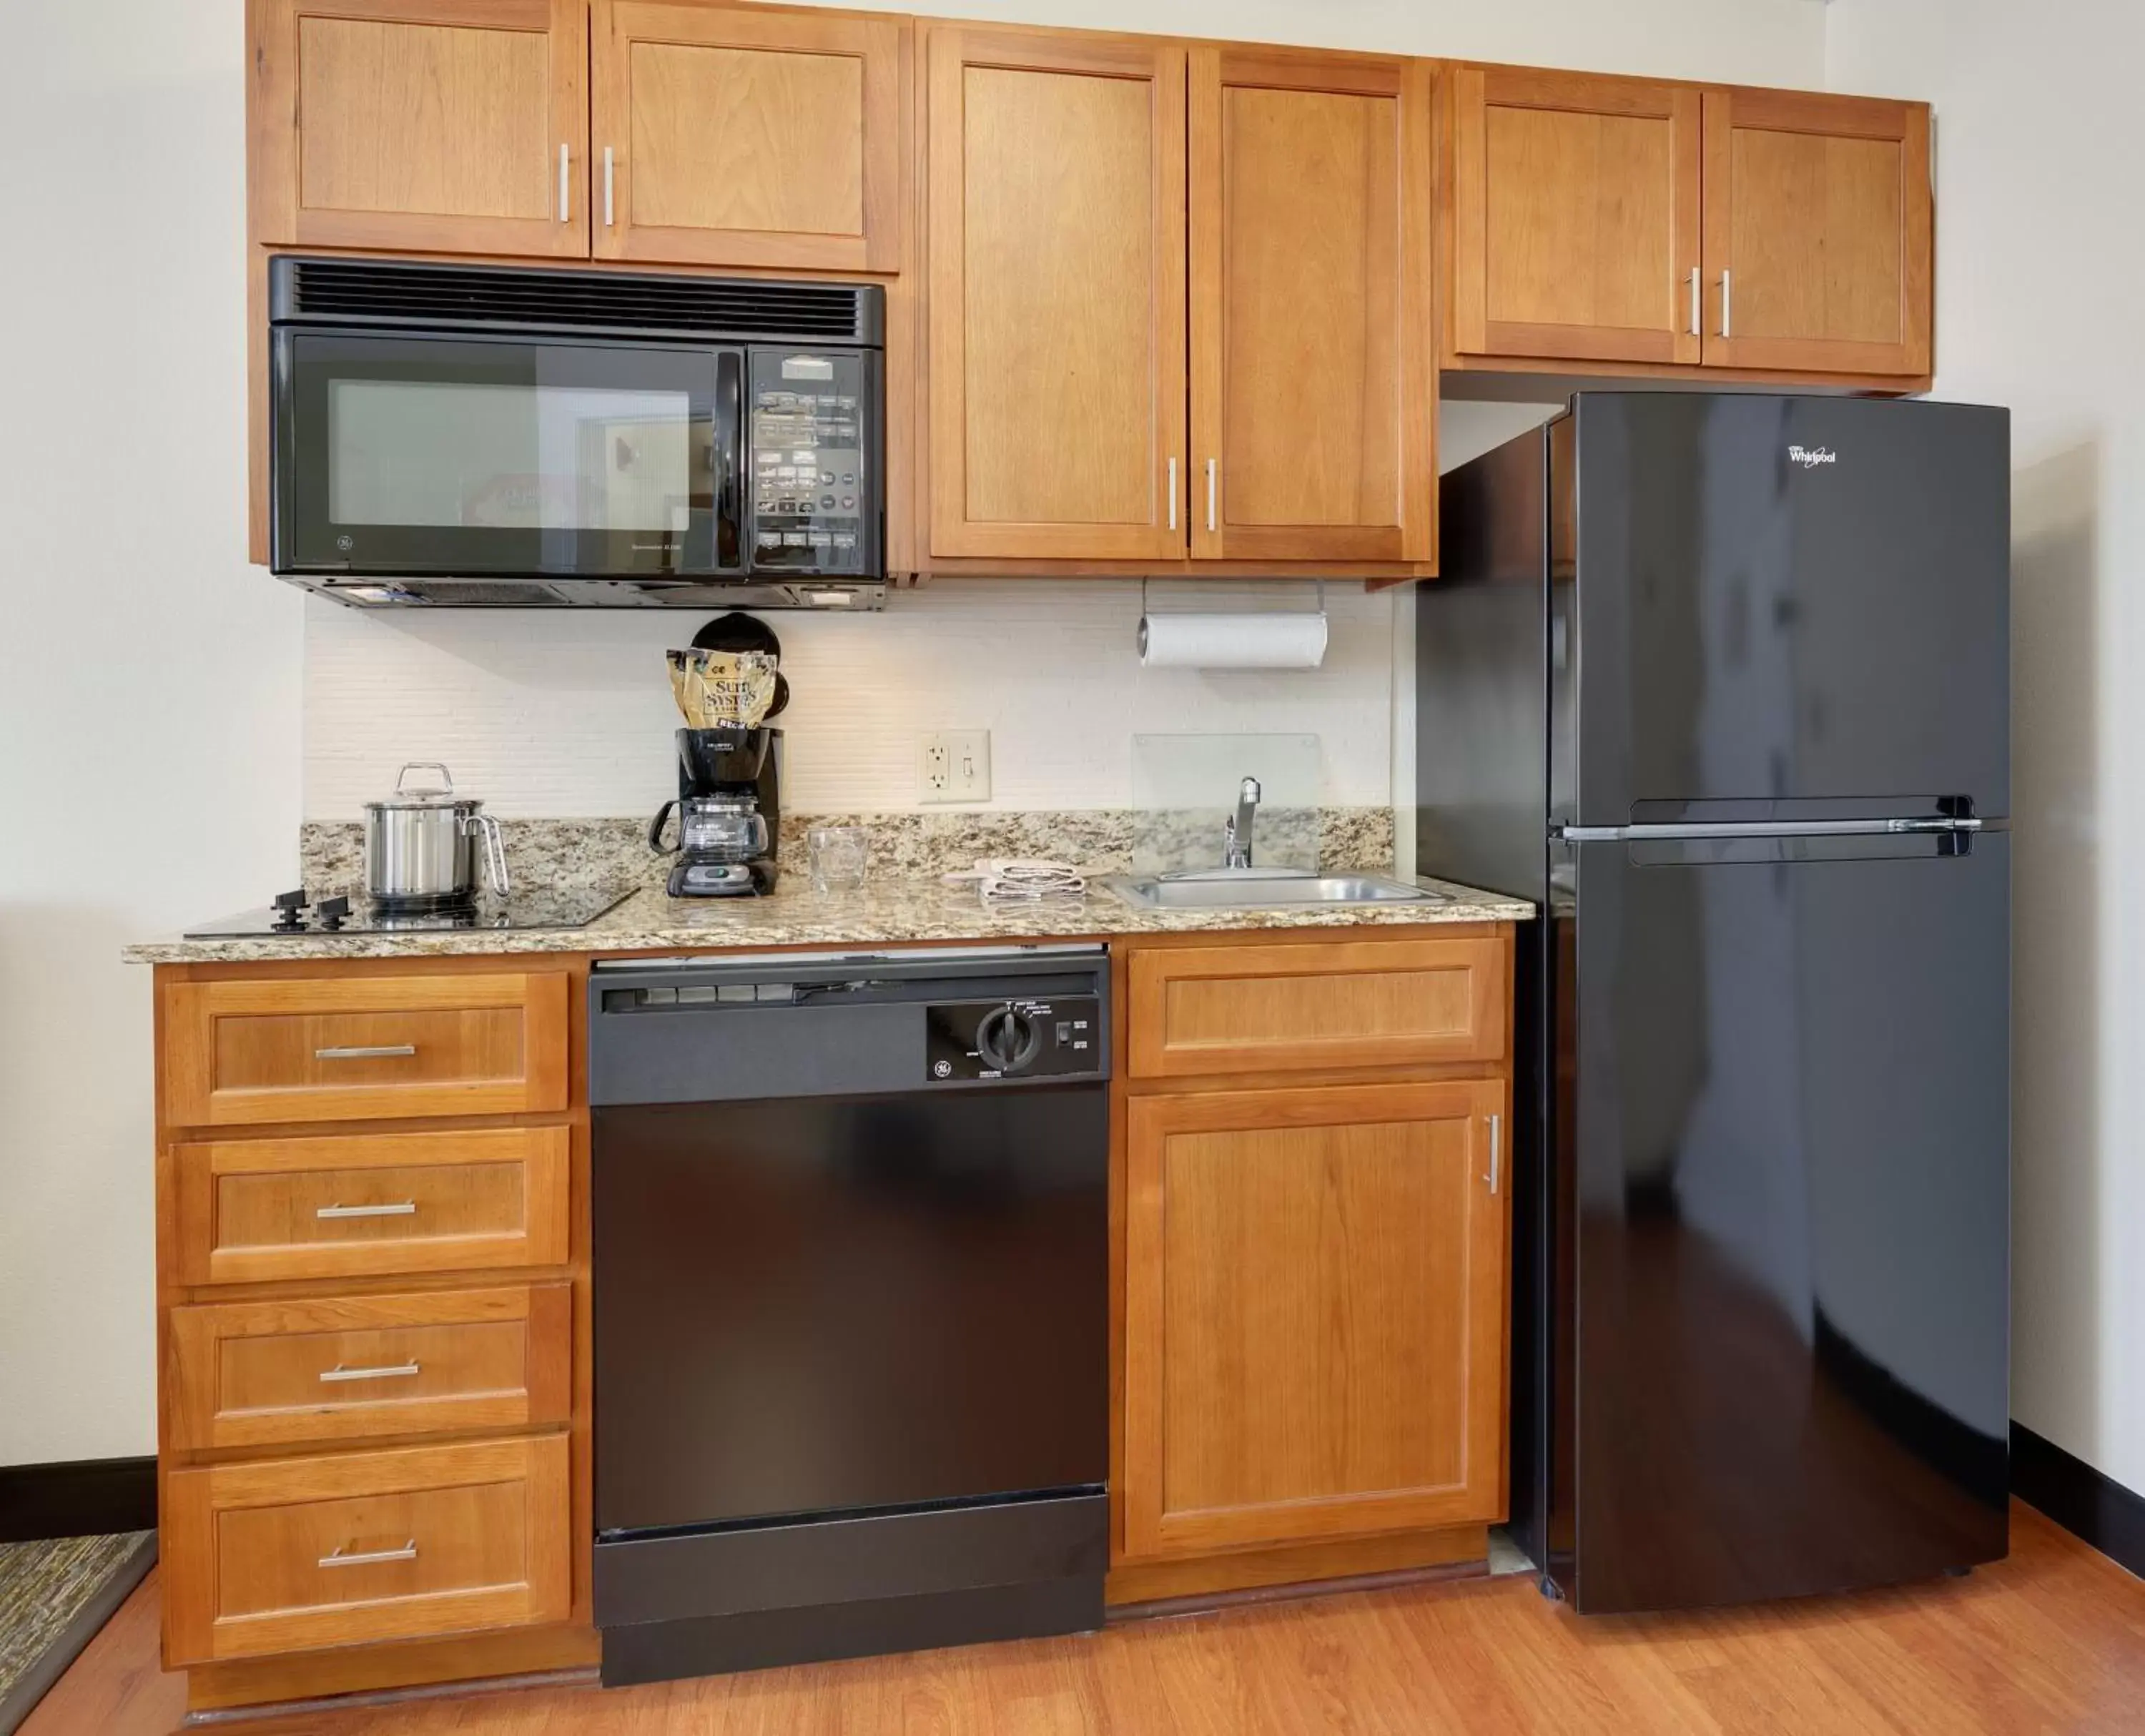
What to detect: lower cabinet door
<box><xmin>1121</xmin><ymin>1080</ymin><xmax>1509</xmax><ymax>1559</ymax></box>
<box><xmin>163</xmin><ymin>1436</ymin><xmax>571</xmax><ymax>1663</ymax></box>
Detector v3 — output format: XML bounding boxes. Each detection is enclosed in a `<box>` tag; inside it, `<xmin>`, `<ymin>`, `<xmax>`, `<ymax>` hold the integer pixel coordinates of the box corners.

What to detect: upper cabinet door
<box><xmin>591</xmin><ymin>1</ymin><xmax>905</xmax><ymax>270</ymax></box>
<box><xmin>925</xmin><ymin>26</ymin><xmax>1188</xmax><ymax>562</ymax></box>
<box><xmin>250</xmin><ymin>0</ymin><xmax>589</xmax><ymax>256</ymax></box>
<box><xmin>1189</xmin><ymin>50</ymin><xmax>1434</xmax><ymax>564</ymax></box>
<box><xmin>1702</xmin><ymin>89</ymin><xmax>1932</xmax><ymax>378</ymax></box>
<box><xmin>1450</xmin><ymin>66</ymin><xmax>1701</xmax><ymax>368</ymax></box>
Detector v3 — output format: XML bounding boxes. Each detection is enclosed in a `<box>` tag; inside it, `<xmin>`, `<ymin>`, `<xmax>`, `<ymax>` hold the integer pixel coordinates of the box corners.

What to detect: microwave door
<box><xmin>274</xmin><ymin>330</ymin><xmax>730</xmax><ymax>578</ymax></box>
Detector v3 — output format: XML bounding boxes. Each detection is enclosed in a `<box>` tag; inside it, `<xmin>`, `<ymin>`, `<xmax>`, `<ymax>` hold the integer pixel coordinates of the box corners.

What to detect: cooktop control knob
<box><xmin>271</xmin><ymin>889</ymin><xmax>309</xmax><ymax>932</ymax></box>
<box><xmin>976</xmin><ymin>1003</ymin><xmax>1043</xmax><ymax>1075</ymax></box>
<box><xmin>315</xmin><ymin>895</ymin><xmax>351</xmax><ymax>930</ymax></box>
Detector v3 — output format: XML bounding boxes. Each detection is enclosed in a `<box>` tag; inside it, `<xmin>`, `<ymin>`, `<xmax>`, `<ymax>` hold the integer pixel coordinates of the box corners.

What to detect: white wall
<box><xmin>1</xmin><ymin>0</ymin><xmax>1823</xmax><ymax>1468</ymax></box>
<box><xmin>786</xmin><ymin>0</ymin><xmax>1828</xmax><ymax>82</ymax></box>
<box><xmin>1829</xmin><ymin>1</ymin><xmax>2145</xmax><ymax>1495</ymax></box>
<box><xmin>0</xmin><ymin>1</ymin><xmax>303</xmax><ymax>1464</ymax></box>
<box><xmin>307</xmin><ymin>582</ymin><xmax>1396</xmax><ymax>817</ymax></box>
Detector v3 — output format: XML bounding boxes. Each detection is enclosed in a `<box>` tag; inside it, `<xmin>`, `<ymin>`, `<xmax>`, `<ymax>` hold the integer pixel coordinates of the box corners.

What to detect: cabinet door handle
<box><xmin>316</xmin><ymin>1200</ymin><xmax>417</xmax><ymax>1220</ymax></box>
<box><xmin>1205</xmin><ymin>458</ymin><xmax>1218</xmax><ymax>533</ymax></box>
<box><xmin>1721</xmin><ymin>269</ymin><xmax>1732</xmax><ymax>339</ymax></box>
<box><xmin>319</xmin><ymin>1361</ymin><xmax>420</xmax><ymax>1384</ymax></box>
<box><xmin>1486</xmin><ymin>1113</ymin><xmax>1502</xmax><ymax>1194</ymax></box>
<box><xmin>314</xmin><ymin>1044</ymin><xmax>416</xmax><ymax>1060</ymax></box>
<box><xmin>320</xmin><ymin>1539</ymin><xmax>417</xmax><ymax>1569</ymax></box>
<box><xmin>1167</xmin><ymin>458</ymin><xmax>1178</xmax><ymax>531</ymax></box>
<box><xmin>603</xmin><ymin>146</ymin><xmax>615</xmax><ymax>227</ymax></box>
<box><xmin>558</xmin><ymin>142</ymin><xmax>570</xmax><ymax>222</ymax></box>
<box><xmin>1688</xmin><ymin>267</ymin><xmax>1700</xmax><ymax>337</ymax></box>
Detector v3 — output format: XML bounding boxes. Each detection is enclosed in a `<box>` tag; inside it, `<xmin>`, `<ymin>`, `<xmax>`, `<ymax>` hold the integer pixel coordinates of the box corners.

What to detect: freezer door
<box><xmin>1552</xmin><ymin>832</ymin><xmax>2009</xmax><ymax>1612</ymax></box>
<box><xmin>1564</xmin><ymin>395</ymin><xmax>2008</xmax><ymax>827</ymax></box>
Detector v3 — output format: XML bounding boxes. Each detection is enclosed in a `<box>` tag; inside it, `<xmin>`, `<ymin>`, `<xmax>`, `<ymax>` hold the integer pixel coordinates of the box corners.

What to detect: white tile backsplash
<box><xmin>302</xmin><ymin>579</ymin><xmax>1397</xmax><ymax>820</ymax></box>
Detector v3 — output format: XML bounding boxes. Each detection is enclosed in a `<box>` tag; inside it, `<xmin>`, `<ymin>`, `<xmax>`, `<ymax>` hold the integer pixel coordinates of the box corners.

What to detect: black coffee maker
<box><xmin>649</xmin><ymin>727</ymin><xmax>783</xmax><ymax>897</ymax></box>
<box><xmin>649</xmin><ymin>613</ymin><xmax>786</xmax><ymax>897</ymax></box>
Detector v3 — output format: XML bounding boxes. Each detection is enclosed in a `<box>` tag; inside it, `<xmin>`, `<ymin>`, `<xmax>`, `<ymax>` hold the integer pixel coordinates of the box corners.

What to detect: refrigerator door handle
<box><xmin>1559</xmin><ymin>817</ymin><xmax>1983</xmax><ymax>842</ymax></box>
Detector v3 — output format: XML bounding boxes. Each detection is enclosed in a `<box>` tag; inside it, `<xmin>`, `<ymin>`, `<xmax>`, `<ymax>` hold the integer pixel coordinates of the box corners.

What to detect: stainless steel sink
<box><xmin>1101</xmin><ymin>872</ymin><xmax>1448</xmax><ymax>909</ymax></box>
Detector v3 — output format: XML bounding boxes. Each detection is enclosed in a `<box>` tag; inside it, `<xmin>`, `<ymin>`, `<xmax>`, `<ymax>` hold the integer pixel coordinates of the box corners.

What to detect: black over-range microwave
<box><xmin>270</xmin><ymin>257</ymin><xmax>886</xmax><ymax>609</ymax></box>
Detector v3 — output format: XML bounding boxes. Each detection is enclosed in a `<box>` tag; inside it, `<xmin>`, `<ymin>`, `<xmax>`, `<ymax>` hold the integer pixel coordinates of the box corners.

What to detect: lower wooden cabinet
<box><xmin>162</xmin><ymin>1435</ymin><xmax>573</xmax><ymax>1664</ymax></box>
<box><xmin>162</xmin><ymin>971</ymin><xmax>571</xmax><ymax>1128</ymax></box>
<box><xmin>1126</xmin><ymin>934</ymin><xmax>1507</xmax><ymax>1079</ymax></box>
<box><xmin>1120</xmin><ymin>1078</ymin><xmax>1509</xmax><ymax>1559</ymax></box>
<box><xmin>164</xmin><ymin>1284</ymin><xmax>572</xmax><ymax>1453</ymax></box>
<box><xmin>170</xmin><ymin>1125</ymin><xmax>571</xmax><ymax>1286</ymax></box>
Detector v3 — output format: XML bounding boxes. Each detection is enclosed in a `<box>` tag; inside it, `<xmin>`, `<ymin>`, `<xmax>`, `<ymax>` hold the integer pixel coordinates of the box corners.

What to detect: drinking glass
<box><xmin>809</xmin><ymin>826</ymin><xmax>869</xmax><ymax>894</ymax></box>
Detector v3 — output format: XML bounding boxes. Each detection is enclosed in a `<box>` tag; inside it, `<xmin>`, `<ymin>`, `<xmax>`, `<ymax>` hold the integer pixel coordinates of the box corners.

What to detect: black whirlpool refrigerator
<box><xmin>1417</xmin><ymin>393</ymin><xmax>2011</xmax><ymax>1613</ymax></box>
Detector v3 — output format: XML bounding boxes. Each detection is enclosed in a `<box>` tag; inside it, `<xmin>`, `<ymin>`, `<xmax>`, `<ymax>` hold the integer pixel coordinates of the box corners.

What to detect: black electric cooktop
<box><xmin>184</xmin><ymin>885</ymin><xmax>636</xmax><ymax>939</ymax></box>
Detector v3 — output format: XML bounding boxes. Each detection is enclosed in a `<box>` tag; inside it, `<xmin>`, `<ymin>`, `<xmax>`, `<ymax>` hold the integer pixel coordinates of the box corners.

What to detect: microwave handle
<box><xmin>713</xmin><ymin>349</ymin><xmax>743</xmax><ymax>572</ymax></box>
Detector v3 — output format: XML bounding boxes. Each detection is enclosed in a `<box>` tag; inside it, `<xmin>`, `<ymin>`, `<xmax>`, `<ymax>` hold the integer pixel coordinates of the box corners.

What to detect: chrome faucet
<box><xmin>1223</xmin><ymin>776</ymin><xmax>1261</xmax><ymax>869</ymax></box>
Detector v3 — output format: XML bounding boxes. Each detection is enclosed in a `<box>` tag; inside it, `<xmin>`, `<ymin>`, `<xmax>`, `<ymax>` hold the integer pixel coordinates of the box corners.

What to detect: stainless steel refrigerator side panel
<box><xmin>1416</xmin><ymin>416</ymin><xmax>1557</xmax><ymax>1579</ymax></box>
<box><xmin>1414</xmin><ymin>423</ymin><xmax>1555</xmax><ymax>902</ymax></box>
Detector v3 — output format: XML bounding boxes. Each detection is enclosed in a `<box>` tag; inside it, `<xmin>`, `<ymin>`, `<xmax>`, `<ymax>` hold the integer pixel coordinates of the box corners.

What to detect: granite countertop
<box><xmin>122</xmin><ymin>874</ymin><xmax>1533</xmax><ymax>965</ymax></box>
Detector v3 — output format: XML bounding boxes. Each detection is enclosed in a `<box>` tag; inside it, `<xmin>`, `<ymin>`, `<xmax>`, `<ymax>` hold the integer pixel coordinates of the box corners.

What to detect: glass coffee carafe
<box><xmin>676</xmin><ymin>795</ymin><xmax>769</xmax><ymax>863</ymax></box>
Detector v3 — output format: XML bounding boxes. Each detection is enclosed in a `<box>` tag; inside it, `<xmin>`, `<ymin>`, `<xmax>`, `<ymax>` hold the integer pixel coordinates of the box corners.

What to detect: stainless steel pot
<box><xmin>363</xmin><ymin>762</ymin><xmax>510</xmax><ymax>907</ymax></box>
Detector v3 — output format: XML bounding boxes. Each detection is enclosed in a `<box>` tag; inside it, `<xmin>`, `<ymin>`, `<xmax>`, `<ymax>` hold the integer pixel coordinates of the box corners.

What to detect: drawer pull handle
<box><xmin>319</xmin><ymin>1361</ymin><xmax>420</xmax><ymax>1384</ymax></box>
<box><xmin>316</xmin><ymin>1201</ymin><xmax>417</xmax><ymax>1220</ymax></box>
<box><xmin>320</xmin><ymin>1539</ymin><xmax>417</xmax><ymax>1569</ymax></box>
<box><xmin>315</xmin><ymin>1044</ymin><xmax>418</xmax><ymax>1060</ymax></box>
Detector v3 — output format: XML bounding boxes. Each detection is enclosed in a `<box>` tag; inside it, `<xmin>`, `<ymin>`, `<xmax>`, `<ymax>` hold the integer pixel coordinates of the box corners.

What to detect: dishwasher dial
<box><xmin>975</xmin><ymin>1003</ymin><xmax>1044</xmax><ymax>1075</ymax></box>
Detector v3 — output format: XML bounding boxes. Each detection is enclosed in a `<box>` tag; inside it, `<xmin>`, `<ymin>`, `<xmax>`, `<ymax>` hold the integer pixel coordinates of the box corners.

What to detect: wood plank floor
<box><xmin>21</xmin><ymin>1501</ymin><xmax>2145</xmax><ymax>1735</ymax></box>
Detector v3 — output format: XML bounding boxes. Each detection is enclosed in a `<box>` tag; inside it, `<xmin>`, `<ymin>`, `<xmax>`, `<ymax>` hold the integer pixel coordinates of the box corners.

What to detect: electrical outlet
<box><xmin>919</xmin><ymin>729</ymin><xmax>991</xmax><ymax>804</ymax></box>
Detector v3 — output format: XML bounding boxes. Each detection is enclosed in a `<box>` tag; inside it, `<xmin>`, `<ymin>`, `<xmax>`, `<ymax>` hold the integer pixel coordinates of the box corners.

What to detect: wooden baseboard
<box><xmin>0</xmin><ymin>1454</ymin><xmax>157</xmax><ymax>1542</ymax></box>
<box><xmin>2013</xmin><ymin>1421</ymin><xmax>2145</xmax><ymax>1580</ymax></box>
<box><xmin>184</xmin><ymin>1624</ymin><xmax>600</xmax><ymax>1713</ymax></box>
<box><xmin>1105</xmin><ymin>1524</ymin><xmax>1487</xmax><ymax>1609</ymax></box>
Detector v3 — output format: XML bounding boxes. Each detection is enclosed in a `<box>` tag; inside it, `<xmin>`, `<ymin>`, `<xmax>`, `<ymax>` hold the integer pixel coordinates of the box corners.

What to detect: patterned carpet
<box><xmin>0</xmin><ymin>1532</ymin><xmax>155</xmax><ymax>1735</ymax></box>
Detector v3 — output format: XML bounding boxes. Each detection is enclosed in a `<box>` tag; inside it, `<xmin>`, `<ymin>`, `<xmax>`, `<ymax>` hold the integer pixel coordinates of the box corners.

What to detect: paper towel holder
<box><xmin>1136</xmin><ymin>578</ymin><xmax>1326</xmax><ymax>666</ymax></box>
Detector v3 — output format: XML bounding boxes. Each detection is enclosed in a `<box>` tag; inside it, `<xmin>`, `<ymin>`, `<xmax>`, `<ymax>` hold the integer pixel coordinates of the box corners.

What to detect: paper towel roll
<box><xmin>1137</xmin><ymin>611</ymin><xmax>1328</xmax><ymax>669</ymax></box>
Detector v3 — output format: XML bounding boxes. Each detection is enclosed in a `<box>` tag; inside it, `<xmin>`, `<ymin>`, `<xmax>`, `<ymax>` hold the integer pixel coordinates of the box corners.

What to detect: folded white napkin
<box><xmin>944</xmin><ymin>858</ymin><xmax>1088</xmax><ymax>902</ymax></box>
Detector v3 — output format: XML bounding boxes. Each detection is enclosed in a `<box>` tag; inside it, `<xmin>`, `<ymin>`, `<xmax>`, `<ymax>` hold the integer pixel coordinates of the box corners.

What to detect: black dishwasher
<box><xmin>589</xmin><ymin>946</ymin><xmax>1109</xmax><ymax>1685</ymax></box>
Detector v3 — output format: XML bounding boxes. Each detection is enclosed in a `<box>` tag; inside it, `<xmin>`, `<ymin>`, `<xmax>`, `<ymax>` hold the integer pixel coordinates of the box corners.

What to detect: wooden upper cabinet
<box><xmin>1702</xmin><ymin>89</ymin><xmax>1932</xmax><ymax>377</ymax></box>
<box><xmin>1449</xmin><ymin>66</ymin><xmax>1701</xmax><ymax>368</ymax></box>
<box><xmin>1121</xmin><ymin>1080</ymin><xmax>1510</xmax><ymax>1559</ymax></box>
<box><xmin>1190</xmin><ymin>50</ymin><xmax>1434</xmax><ymax>563</ymax></box>
<box><xmin>249</xmin><ymin>0</ymin><xmax>590</xmax><ymax>256</ymax></box>
<box><xmin>591</xmin><ymin>1</ymin><xmax>905</xmax><ymax>270</ymax></box>
<box><xmin>925</xmin><ymin>26</ymin><xmax>1188</xmax><ymax>561</ymax></box>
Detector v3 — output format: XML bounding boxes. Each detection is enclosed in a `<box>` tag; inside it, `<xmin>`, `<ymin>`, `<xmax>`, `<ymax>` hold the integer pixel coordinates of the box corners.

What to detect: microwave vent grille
<box><xmin>282</xmin><ymin>259</ymin><xmax>872</xmax><ymax>341</ymax></box>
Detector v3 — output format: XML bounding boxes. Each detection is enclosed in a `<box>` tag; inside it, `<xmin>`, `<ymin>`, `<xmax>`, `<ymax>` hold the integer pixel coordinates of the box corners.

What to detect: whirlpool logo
<box><xmin>1788</xmin><ymin>445</ymin><xmax>1838</xmax><ymax>469</ymax></box>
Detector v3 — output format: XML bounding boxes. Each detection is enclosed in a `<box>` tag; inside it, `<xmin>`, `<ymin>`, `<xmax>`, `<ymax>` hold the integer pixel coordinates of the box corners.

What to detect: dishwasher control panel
<box><xmin>925</xmin><ymin>997</ymin><xmax>1101</xmax><ymax>1082</ymax></box>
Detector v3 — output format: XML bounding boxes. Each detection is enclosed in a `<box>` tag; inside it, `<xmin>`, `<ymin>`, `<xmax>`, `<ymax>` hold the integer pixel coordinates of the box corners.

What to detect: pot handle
<box><xmin>648</xmin><ymin>800</ymin><xmax>679</xmax><ymax>855</ymax></box>
<box><xmin>396</xmin><ymin>761</ymin><xmax>455</xmax><ymax>796</ymax></box>
<box><xmin>463</xmin><ymin>811</ymin><xmax>511</xmax><ymax>894</ymax></box>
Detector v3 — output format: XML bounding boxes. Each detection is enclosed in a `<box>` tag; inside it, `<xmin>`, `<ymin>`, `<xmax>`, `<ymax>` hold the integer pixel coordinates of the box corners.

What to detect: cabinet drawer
<box><xmin>163</xmin><ymin>973</ymin><xmax>570</xmax><ymax>1127</ymax></box>
<box><xmin>164</xmin><ymin>1436</ymin><xmax>571</xmax><ymax>1665</ymax></box>
<box><xmin>166</xmin><ymin>1284</ymin><xmax>571</xmax><ymax>1454</ymax></box>
<box><xmin>1126</xmin><ymin>937</ymin><xmax>1507</xmax><ymax>1078</ymax></box>
<box><xmin>173</xmin><ymin>1127</ymin><xmax>570</xmax><ymax>1286</ymax></box>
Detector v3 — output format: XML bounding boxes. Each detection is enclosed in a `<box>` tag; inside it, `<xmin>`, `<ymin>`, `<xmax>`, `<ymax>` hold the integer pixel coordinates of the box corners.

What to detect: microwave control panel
<box><xmin>746</xmin><ymin>348</ymin><xmax>874</xmax><ymax>575</ymax></box>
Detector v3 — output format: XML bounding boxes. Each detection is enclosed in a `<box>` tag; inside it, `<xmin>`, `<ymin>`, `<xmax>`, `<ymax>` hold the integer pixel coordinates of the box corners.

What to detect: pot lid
<box><xmin>365</xmin><ymin>761</ymin><xmax>480</xmax><ymax>812</ymax></box>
